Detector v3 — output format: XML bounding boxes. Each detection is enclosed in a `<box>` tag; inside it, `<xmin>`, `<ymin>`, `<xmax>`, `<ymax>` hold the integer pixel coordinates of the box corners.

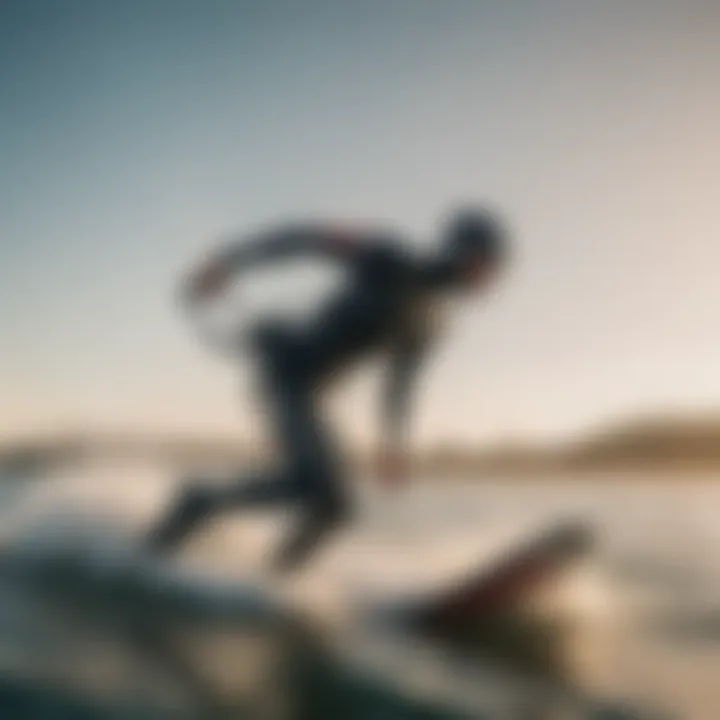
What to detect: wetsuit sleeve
<box><xmin>212</xmin><ymin>223</ymin><xmax>368</xmax><ymax>271</ymax></box>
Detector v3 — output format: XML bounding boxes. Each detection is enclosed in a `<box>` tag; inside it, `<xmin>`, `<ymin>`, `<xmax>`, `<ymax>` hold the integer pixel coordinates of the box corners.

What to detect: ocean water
<box><xmin>0</xmin><ymin>458</ymin><xmax>719</xmax><ymax>719</ymax></box>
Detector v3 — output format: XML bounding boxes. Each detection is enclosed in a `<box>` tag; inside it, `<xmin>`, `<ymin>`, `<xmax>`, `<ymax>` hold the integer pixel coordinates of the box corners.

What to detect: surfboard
<box><xmin>0</xmin><ymin>516</ymin><xmax>594</xmax><ymax>635</ymax></box>
<box><xmin>0</xmin><ymin>529</ymin><xmax>290</xmax><ymax>626</ymax></box>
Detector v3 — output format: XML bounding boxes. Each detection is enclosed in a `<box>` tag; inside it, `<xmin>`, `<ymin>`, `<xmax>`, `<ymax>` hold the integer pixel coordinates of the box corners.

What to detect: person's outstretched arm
<box><xmin>219</xmin><ymin>222</ymin><xmax>365</xmax><ymax>268</ymax></box>
<box><xmin>183</xmin><ymin>223</ymin><xmax>367</xmax><ymax>302</ymax></box>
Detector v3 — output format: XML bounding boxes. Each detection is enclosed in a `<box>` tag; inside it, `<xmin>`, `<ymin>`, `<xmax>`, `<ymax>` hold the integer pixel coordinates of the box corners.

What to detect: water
<box><xmin>1</xmin><ymin>458</ymin><xmax>718</xmax><ymax>718</ymax></box>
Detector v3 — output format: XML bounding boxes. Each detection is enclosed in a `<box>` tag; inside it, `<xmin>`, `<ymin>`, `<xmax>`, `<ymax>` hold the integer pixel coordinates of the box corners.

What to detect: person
<box><xmin>144</xmin><ymin>206</ymin><xmax>508</xmax><ymax>573</ymax></box>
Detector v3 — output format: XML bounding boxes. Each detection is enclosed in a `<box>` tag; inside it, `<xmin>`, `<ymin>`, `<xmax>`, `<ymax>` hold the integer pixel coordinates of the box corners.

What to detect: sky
<box><xmin>1</xmin><ymin>0</ymin><xmax>719</xmax><ymax>447</ymax></box>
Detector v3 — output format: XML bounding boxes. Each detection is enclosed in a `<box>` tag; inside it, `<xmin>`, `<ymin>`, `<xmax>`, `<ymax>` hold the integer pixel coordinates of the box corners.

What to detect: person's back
<box><xmin>145</xmin><ymin>207</ymin><xmax>509</xmax><ymax>572</ymax></box>
<box><xmin>269</xmin><ymin>233</ymin><xmax>423</xmax><ymax>387</ymax></box>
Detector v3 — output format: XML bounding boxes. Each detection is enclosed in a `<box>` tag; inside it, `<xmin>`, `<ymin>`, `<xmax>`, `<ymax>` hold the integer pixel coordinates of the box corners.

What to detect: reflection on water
<box><xmin>1</xmin><ymin>461</ymin><xmax>719</xmax><ymax>718</ymax></box>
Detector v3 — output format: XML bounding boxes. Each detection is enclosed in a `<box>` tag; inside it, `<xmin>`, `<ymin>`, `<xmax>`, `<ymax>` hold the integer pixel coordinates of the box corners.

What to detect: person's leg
<box><xmin>269</xmin><ymin>383</ymin><xmax>352</xmax><ymax>573</ymax></box>
<box><xmin>145</xmin><ymin>326</ymin><xmax>305</xmax><ymax>554</ymax></box>
<box><xmin>144</xmin><ymin>469</ymin><xmax>301</xmax><ymax>554</ymax></box>
<box><xmin>145</xmin><ymin>416</ymin><xmax>351</xmax><ymax>566</ymax></box>
<box><xmin>145</xmin><ymin>326</ymin><xmax>351</xmax><ymax>565</ymax></box>
<box><xmin>272</xmin><ymin>482</ymin><xmax>351</xmax><ymax>573</ymax></box>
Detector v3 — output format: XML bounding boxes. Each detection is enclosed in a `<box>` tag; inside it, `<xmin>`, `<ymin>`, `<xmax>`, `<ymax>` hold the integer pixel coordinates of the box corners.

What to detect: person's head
<box><xmin>434</xmin><ymin>206</ymin><xmax>508</xmax><ymax>291</ymax></box>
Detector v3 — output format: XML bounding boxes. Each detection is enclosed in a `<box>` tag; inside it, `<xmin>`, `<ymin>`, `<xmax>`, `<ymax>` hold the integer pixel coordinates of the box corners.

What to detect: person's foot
<box><xmin>144</xmin><ymin>484</ymin><xmax>215</xmax><ymax>555</ymax></box>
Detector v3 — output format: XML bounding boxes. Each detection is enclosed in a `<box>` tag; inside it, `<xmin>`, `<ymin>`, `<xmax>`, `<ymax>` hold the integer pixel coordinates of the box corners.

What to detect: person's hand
<box><xmin>376</xmin><ymin>446</ymin><xmax>410</xmax><ymax>490</ymax></box>
<box><xmin>183</xmin><ymin>260</ymin><xmax>231</xmax><ymax>305</ymax></box>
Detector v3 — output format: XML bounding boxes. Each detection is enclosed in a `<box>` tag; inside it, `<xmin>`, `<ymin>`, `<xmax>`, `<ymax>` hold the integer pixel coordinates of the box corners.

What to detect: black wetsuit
<box><xmin>147</xmin><ymin>224</ymin><xmax>453</xmax><ymax>570</ymax></box>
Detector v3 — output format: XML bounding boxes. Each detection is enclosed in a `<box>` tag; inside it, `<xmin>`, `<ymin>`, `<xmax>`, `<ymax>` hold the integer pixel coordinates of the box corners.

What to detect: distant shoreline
<box><xmin>4</xmin><ymin>413</ymin><xmax>720</xmax><ymax>481</ymax></box>
<box><xmin>0</xmin><ymin>444</ymin><xmax>720</xmax><ymax>483</ymax></box>
<box><xmin>407</xmin><ymin>465</ymin><xmax>720</xmax><ymax>482</ymax></box>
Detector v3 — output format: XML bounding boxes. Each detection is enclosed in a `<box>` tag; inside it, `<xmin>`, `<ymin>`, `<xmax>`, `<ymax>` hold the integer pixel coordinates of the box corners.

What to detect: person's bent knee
<box><xmin>181</xmin><ymin>483</ymin><xmax>219</xmax><ymax>515</ymax></box>
<box><xmin>313</xmin><ymin>490</ymin><xmax>352</xmax><ymax>528</ymax></box>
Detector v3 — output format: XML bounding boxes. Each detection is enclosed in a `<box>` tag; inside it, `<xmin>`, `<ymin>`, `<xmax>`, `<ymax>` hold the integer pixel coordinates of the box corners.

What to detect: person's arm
<box><xmin>183</xmin><ymin>223</ymin><xmax>366</xmax><ymax>302</ymax></box>
<box><xmin>378</xmin><ymin>334</ymin><xmax>428</xmax><ymax>486</ymax></box>
<box><xmin>218</xmin><ymin>223</ymin><xmax>364</xmax><ymax>270</ymax></box>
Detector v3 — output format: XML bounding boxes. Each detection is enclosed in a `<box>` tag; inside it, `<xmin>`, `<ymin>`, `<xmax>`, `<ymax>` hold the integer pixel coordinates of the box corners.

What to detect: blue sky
<box><xmin>2</xmin><ymin>0</ymin><xmax>719</xmax><ymax>445</ymax></box>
